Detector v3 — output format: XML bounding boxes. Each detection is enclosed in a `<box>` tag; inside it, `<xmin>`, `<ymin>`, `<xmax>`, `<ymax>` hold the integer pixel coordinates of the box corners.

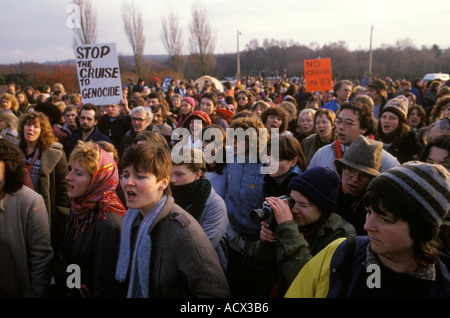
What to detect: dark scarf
<box><xmin>170</xmin><ymin>178</ymin><xmax>212</xmax><ymax>220</ymax></box>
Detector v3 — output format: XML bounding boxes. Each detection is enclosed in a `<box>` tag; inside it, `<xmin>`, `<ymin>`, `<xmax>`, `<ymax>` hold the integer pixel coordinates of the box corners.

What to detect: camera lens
<box><xmin>250</xmin><ymin>207</ymin><xmax>271</xmax><ymax>223</ymax></box>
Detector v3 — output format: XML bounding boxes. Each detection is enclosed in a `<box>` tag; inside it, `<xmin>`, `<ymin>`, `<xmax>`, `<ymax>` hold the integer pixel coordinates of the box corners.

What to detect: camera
<box><xmin>250</xmin><ymin>195</ymin><xmax>295</xmax><ymax>231</ymax></box>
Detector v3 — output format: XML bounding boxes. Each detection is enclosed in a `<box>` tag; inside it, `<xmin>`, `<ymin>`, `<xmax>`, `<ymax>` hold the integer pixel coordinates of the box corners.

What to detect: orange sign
<box><xmin>303</xmin><ymin>58</ymin><xmax>333</xmax><ymax>92</ymax></box>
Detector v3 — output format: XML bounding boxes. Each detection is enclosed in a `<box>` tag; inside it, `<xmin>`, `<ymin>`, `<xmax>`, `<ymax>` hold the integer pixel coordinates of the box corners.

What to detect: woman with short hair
<box><xmin>56</xmin><ymin>141</ymin><xmax>126</xmax><ymax>298</ymax></box>
<box><xmin>116</xmin><ymin>143</ymin><xmax>230</xmax><ymax>298</ymax></box>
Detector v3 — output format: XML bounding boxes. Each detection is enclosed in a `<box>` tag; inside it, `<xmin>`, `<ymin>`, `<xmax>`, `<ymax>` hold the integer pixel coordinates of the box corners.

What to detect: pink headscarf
<box><xmin>70</xmin><ymin>148</ymin><xmax>126</xmax><ymax>239</ymax></box>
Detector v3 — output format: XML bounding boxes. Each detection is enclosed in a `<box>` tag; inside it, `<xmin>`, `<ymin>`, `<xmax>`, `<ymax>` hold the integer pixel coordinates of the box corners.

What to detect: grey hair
<box><xmin>132</xmin><ymin>106</ymin><xmax>153</xmax><ymax>123</ymax></box>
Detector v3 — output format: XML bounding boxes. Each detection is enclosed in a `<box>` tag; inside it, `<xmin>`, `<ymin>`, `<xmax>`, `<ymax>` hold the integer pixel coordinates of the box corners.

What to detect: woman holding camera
<box><xmin>243</xmin><ymin>166</ymin><xmax>356</xmax><ymax>297</ymax></box>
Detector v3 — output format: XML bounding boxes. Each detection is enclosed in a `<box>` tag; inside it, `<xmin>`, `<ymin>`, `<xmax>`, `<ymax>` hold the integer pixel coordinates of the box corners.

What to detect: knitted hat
<box><xmin>334</xmin><ymin>135</ymin><xmax>383</xmax><ymax>177</ymax></box>
<box><xmin>367</xmin><ymin>161</ymin><xmax>450</xmax><ymax>240</ymax></box>
<box><xmin>381</xmin><ymin>95</ymin><xmax>409</xmax><ymax>122</ymax></box>
<box><xmin>182</xmin><ymin>97</ymin><xmax>196</xmax><ymax>109</ymax></box>
<box><xmin>184</xmin><ymin>110</ymin><xmax>212</xmax><ymax>128</ymax></box>
<box><xmin>287</xmin><ymin>166</ymin><xmax>341</xmax><ymax>214</ymax></box>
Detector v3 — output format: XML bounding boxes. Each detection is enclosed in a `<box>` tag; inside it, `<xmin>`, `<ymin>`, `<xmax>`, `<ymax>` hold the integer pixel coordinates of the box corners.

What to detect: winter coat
<box><xmin>308</xmin><ymin>139</ymin><xmax>400</xmax><ymax>172</ymax></box>
<box><xmin>383</xmin><ymin>130</ymin><xmax>423</xmax><ymax>164</ymax></box>
<box><xmin>127</xmin><ymin>196</ymin><xmax>230</xmax><ymax>297</ymax></box>
<box><xmin>118</xmin><ymin>124</ymin><xmax>155</xmax><ymax>158</ymax></box>
<box><xmin>285</xmin><ymin>236</ymin><xmax>450</xmax><ymax>298</ymax></box>
<box><xmin>244</xmin><ymin>213</ymin><xmax>356</xmax><ymax>297</ymax></box>
<box><xmin>301</xmin><ymin>133</ymin><xmax>334</xmax><ymax>165</ymax></box>
<box><xmin>322</xmin><ymin>99</ymin><xmax>340</xmax><ymax>113</ymax></box>
<box><xmin>64</xmin><ymin>126</ymin><xmax>112</xmax><ymax>158</ymax></box>
<box><xmin>0</xmin><ymin>186</ymin><xmax>53</xmax><ymax>297</ymax></box>
<box><xmin>336</xmin><ymin>188</ymin><xmax>367</xmax><ymax>236</ymax></box>
<box><xmin>224</xmin><ymin>159</ymin><xmax>267</xmax><ymax>241</ymax></box>
<box><xmin>59</xmin><ymin>210</ymin><xmax>124</xmax><ymax>298</ymax></box>
<box><xmin>197</xmin><ymin>188</ymin><xmax>229</xmax><ymax>272</ymax></box>
<box><xmin>205</xmin><ymin>164</ymin><xmax>228</xmax><ymax>199</ymax></box>
<box><xmin>36</xmin><ymin>142</ymin><xmax>70</xmax><ymax>248</ymax></box>
<box><xmin>264</xmin><ymin>166</ymin><xmax>302</xmax><ymax>198</ymax></box>
<box><xmin>152</xmin><ymin>122</ymin><xmax>173</xmax><ymax>144</ymax></box>
<box><xmin>97</xmin><ymin>113</ymin><xmax>131</xmax><ymax>150</ymax></box>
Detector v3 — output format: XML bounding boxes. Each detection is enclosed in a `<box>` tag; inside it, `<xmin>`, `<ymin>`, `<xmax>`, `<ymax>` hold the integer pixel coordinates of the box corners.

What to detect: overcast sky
<box><xmin>1</xmin><ymin>0</ymin><xmax>449</xmax><ymax>64</ymax></box>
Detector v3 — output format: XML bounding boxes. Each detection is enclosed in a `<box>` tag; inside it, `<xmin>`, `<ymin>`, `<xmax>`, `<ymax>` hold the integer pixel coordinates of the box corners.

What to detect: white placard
<box><xmin>75</xmin><ymin>42</ymin><xmax>122</xmax><ymax>105</ymax></box>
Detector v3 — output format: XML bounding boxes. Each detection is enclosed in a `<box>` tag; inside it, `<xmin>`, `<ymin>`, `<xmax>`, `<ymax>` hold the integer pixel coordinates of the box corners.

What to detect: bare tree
<box><xmin>188</xmin><ymin>2</ymin><xmax>216</xmax><ymax>76</ymax></box>
<box><xmin>72</xmin><ymin>0</ymin><xmax>98</xmax><ymax>47</ymax></box>
<box><xmin>161</xmin><ymin>10</ymin><xmax>184</xmax><ymax>74</ymax></box>
<box><xmin>122</xmin><ymin>1</ymin><xmax>146</xmax><ymax>76</ymax></box>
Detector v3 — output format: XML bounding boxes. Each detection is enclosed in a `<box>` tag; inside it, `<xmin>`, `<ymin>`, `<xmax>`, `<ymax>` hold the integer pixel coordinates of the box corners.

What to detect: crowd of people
<box><xmin>0</xmin><ymin>73</ymin><xmax>449</xmax><ymax>299</ymax></box>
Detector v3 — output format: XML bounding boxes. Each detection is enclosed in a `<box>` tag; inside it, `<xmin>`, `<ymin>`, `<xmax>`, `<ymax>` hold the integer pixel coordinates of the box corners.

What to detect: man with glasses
<box><xmin>118</xmin><ymin>106</ymin><xmax>154</xmax><ymax>157</ymax></box>
<box><xmin>308</xmin><ymin>101</ymin><xmax>399</xmax><ymax>172</ymax></box>
<box><xmin>334</xmin><ymin>135</ymin><xmax>383</xmax><ymax>235</ymax></box>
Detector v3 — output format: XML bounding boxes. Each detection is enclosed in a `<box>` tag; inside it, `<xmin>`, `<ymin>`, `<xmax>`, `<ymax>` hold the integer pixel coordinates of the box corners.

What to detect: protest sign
<box><xmin>303</xmin><ymin>58</ymin><xmax>333</xmax><ymax>92</ymax></box>
<box><xmin>75</xmin><ymin>43</ymin><xmax>122</xmax><ymax>105</ymax></box>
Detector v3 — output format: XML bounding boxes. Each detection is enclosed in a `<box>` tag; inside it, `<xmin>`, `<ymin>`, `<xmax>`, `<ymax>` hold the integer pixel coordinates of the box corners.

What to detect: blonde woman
<box><xmin>1</xmin><ymin>92</ymin><xmax>22</xmax><ymax>117</ymax></box>
<box><xmin>294</xmin><ymin>108</ymin><xmax>316</xmax><ymax>142</ymax></box>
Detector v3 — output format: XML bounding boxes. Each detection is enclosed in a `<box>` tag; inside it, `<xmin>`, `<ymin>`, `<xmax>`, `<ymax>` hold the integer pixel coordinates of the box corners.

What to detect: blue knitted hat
<box><xmin>287</xmin><ymin>166</ymin><xmax>341</xmax><ymax>214</ymax></box>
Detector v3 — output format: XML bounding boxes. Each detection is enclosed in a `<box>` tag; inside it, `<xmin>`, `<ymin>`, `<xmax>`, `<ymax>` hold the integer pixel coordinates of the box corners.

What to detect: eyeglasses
<box><xmin>237</xmin><ymin>96</ymin><xmax>247</xmax><ymax>100</ymax></box>
<box><xmin>342</xmin><ymin>166</ymin><xmax>373</xmax><ymax>182</ymax></box>
<box><xmin>335</xmin><ymin>118</ymin><xmax>359</xmax><ymax>128</ymax></box>
<box><xmin>131</xmin><ymin>117</ymin><xmax>145</xmax><ymax>123</ymax></box>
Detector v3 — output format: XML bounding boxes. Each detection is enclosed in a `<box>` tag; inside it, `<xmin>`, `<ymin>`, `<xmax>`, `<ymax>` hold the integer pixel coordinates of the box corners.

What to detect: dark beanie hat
<box><xmin>287</xmin><ymin>166</ymin><xmax>341</xmax><ymax>214</ymax></box>
<box><xmin>367</xmin><ymin>161</ymin><xmax>450</xmax><ymax>240</ymax></box>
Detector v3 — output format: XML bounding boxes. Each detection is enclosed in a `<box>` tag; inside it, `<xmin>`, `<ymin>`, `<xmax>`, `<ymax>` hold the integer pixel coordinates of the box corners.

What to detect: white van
<box><xmin>423</xmin><ymin>73</ymin><xmax>450</xmax><ymax>82</ymax></box>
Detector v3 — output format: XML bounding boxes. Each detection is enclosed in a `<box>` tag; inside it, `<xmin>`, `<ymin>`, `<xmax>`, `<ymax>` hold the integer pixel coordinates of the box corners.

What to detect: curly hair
<box><xmin>0</xmin><ymin>138</ymin><xmax>26</xmax><ymax>194</ymax></box>
<box><xmin>18</xmin><ymin>111</ymin><xmax>56</xmax><ymax>151</ymax></box>
<box><xmin>230</xmin><ymin>115</ymin><xmax>267</xmax><ymax>160</ymax></box>
<box><xmin>260</xmin><ymin>106</ymin><xmax>288</xmax><ymax>133</ymax></box>
<box><xmin>429</xmin><ymin>95</ymin><xmax>450</xmax><ymax>124</ymax></box>
<box><xmin>1</xmin><ymin>93</ymin><xmax>19</xmax><ymax>112</ymax></box>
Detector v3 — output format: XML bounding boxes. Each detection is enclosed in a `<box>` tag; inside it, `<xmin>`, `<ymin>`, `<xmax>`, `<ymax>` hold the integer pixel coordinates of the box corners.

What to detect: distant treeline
<box><xmin>1</xmin><ymin>38</ymin><xmax>449</xmax><ymax>92</ymax></box>
<box><xmin>212</xmin><ymin>38</ymin><xmax>450</xmax><ymax>81</ymax></box>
